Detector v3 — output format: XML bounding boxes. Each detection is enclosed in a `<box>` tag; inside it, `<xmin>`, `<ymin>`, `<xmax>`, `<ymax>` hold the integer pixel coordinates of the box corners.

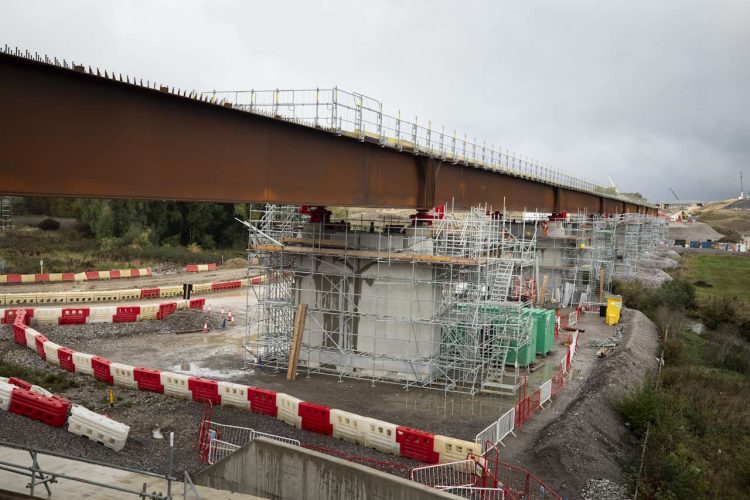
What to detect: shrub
<box><xmin>702</xmin><ymin>297</ymin><xmax>738</xmax><ymax>330</ymax></box>
<box><xmin>617</xmin><ymin>373</ymin><xmax>659</xmax><ymax>436</ymax></box>
<box><xmin>37</xmin><ymin>218</ymin><xmax>60</xmax><ymax>231</ymax></box>
<box><xmin>73</xmin><ymin>221</ymin><xmax>95</xmax><ymax>238</ymax></box>
<box><xmin>660</xmin><ymin>279</ymin><xmax>696</xmax><ymax>310</ymax></box>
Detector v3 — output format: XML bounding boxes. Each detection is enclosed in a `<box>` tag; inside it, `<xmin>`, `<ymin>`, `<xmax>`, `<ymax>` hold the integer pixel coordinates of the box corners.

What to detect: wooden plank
<box><xmin>287</xmin><ymin>304</ymin><xmax>307</xmax><ymax>381</ymax></box>
<box><xmin>282</xmin><ymin>237</ymin><xmax>348</xmax><ymax>248</ymax></box>
<box><xmin>538</xmin><ymin>274</ymin><xmax>548</xmax><ymax>305</ymax></box>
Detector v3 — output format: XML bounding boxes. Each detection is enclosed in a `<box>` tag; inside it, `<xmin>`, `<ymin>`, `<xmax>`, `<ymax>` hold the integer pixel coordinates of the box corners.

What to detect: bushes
<box><xmin>612</xmin><ymin>278</ymin><xmax>696</xmax><ymax>319</ymax></box>
<box><xmin>617</xmin><ymin>373</ymin><xmax>659</xmax><ymax>436</ymax></box>
<box><xmin>37</xmin><ymin>218</ymin><xmax>60</xmax><ymax>231</ymax></box>
<box><xmin>701</xmin><ymin>297</ymin><xmax>738</xmax><ymax>330</ymax></box>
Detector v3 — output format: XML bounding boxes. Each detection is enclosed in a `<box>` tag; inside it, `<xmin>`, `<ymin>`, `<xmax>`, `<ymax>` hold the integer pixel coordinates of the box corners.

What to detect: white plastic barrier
<box><xmin>43</xmin><ymin>341</ymin><xmax>61</xmax><ymax>366</ymax></box>
<box><xmin>217</xmin><ymin>382</ymin><xmax>250</xmax><ymax>409</ymax></box>
<box><xmin>276</xmin><ymin>393</ymin><xmax>302</xmax><ymax>428</ymax></box>
<box><xmin>363</xmin><ymin>418</ymin><xmax>399</xmax><ymax>454</ymax></box>
<box><xmin>72</xmin><ymin>352</ymin><xmax>95</xmax><ymax>375</ymax></box>
<box><xmin>24</xmin><ymin>328</ymin><xmax>41</xmax><ymax>350</ymax></box>
<box><xmin>139</xmin><ymin>305</ymin><xmax>158</xmax><ymax>320</ymax></box>
<box><xmin>29</xmin><ymin>385</ymin><xmax>53</xmax><ymax>397</ymax></box>
<box><xmin>87</xmin><ymin>306</ymin><xmax>116</xmax><ymax>323</ymax></box>
<box><xmin>330</xmin><ymin>409</ymin><xmax>366</xmax><ymax>445</ymax></box>
<box><xmin>34</xmin><ymin>308</ymin><xmax>62</xmax><ymax>325</ymax></box>
<box><xmin>161</xmin><ymin>372</ymin><xmax>191</xmax><ymax>399</ymax></box>
<box><xmin>110</xmin><ymin>363</ymin><xmax>137</xmax><ymax>389</ymax></box>
<box><xmin>94</xmin><ymin>290</ymin><xmax>119</xmax><ymax>302</ymax></box>
<box><xmin>160</xmin><ymin>285</ymin><xmax>183</xmax><ymax>298</ymax></box>
<box><xmin>0</xmin><ymin>381</ymin><xmax>13</xmax><ymax>411</ymax></box>
<box><xmin>433</xmin><ymin>435</ymin><xmax>482</xmax><ymax>464</ymax></box>
<box><xmin>67</xmin><ymin>405</ymin><xmax>130</xmax><ymax>451</ymax></box>
<box><xmin>539</xmin><ymin>379</ymin><xmax>553</xmax><ymax>406</ymax></box>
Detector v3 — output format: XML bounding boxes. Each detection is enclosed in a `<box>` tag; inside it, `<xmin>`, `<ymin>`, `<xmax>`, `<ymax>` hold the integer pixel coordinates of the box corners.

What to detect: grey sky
<box><xmin>3</xmin><ymin>0</ymin><xmax>748</xmax><ymax>202</ymax></box>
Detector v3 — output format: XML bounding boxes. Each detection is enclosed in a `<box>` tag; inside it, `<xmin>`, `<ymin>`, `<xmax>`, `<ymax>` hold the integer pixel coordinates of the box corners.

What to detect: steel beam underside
<box><xmin>0</xmin><ymin>53</ymin><xmax>652</xmax><ymax>214</ymax></box>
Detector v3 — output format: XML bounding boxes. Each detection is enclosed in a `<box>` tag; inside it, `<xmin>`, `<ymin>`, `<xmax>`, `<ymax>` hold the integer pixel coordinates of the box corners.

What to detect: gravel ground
<box><xmin>501</xmin><ymin>308</ymin><xmax>659</xmax><ymax>497</ymax></box>
<box><xmin>580</xmin><ymin>478</ymin><xmax>628</xmax><ymax>500</ymax></box>
<box><xmin>28</xmin><ymin>310</ymin><xmax>224</xmax><ymax>348</ymax></box>
<box><xmin>0</xmin><ymin>317</ymin><xmax>420</xmax><ymax>479</ymax></box>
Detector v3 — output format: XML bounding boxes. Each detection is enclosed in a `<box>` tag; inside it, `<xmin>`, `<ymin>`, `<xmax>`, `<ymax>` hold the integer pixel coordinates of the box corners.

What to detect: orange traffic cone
<box><xmin>228</xmin><ymin>310</ymin><xmax>234</xmax><ymax>323</ymax></box>
<box><xmin>203</xmin><ymin>322</ymin><xmax>209</xmax><ymax>333</ymax></box>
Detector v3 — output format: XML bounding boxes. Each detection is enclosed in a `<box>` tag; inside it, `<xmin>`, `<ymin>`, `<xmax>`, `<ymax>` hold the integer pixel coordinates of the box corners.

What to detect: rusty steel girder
<box><xmin>0</xmin><ymin>52</ymin><xmax>653</xmax><ymax>214</ymax></box>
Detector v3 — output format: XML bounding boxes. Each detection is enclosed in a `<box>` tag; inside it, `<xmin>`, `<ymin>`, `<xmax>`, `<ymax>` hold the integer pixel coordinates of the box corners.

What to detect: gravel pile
<box><xmin>150</xmin><ymin>262</ymin><xmax>184</xmax><ymax>275</ymax></box>
<box><xmin>580</xmin><ymin>478</ymin><xmax>628</xmax><ymax>500</ymax></box>
<box><xmin>22</xmin><ymin>311</ymin><xmax>222</xmax><ymax>349</ymax></box>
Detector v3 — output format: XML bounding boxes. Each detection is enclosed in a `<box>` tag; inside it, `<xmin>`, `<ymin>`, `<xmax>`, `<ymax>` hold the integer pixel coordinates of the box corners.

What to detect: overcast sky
<box><xmin>3</xmin><ymin>0</ymin><xmax>748</xmax><ymax>202</ymax></box>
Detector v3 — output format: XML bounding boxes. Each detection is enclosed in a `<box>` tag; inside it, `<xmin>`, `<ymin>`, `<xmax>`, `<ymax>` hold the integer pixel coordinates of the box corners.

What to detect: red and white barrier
<box><xmin>1</xmin><ymin>277</ymin><xmax>257</xmax><ymax>308</ymax></box>
<box><xmin>5</xmin><ymin>309</ymin><xmax>486</xmax><ymax>465</ymax></box>
<box><xmin>0</xmin><ymin>267</ymin><xmax>151</xmax><ymax>285</ymax></box>
<box><xmin>186</xmin><ymin>264</ymin><xmax>217</xmax><ymax>273</ymax></box>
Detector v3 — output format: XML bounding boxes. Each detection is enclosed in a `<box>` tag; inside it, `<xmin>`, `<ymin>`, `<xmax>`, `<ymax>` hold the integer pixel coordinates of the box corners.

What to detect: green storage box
<box><xmin>534</xmin><ymin>309</ymin><xmax>555</xmax><ymax>355</ymax></box>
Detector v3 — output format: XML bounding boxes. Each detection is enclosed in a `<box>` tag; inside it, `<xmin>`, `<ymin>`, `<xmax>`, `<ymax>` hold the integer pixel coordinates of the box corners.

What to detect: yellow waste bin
<box><xmin>606</xmin><ymin>294</ymin><xmax>622</xmax><ymax>325</ymax></box>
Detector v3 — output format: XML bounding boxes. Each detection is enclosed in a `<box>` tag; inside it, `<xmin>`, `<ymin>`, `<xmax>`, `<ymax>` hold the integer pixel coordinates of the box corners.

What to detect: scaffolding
<box><xmin>537</xmin><ymin>214</ymin><xmax>617</xmax><ymax>307</ymax></box>
<box><xmin>0</xmin><ymin>197</ymin><xmax>13</xmax><ymax>231</ymax></box>
<box><xmin>244</xmin><ymin>205</ymin><xmax>537</xmax><ymax>396</ymax></box>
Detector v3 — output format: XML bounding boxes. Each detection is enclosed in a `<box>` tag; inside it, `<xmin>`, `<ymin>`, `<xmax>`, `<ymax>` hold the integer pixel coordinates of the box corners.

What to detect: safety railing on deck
<box><xmin>203</xmin><ymin>87</ymin><xmax>618</xmax><ymax>197</ymax></box>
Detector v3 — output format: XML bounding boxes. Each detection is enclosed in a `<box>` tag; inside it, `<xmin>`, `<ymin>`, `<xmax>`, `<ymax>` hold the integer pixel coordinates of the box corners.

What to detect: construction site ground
<box><xmin>1</xmin><ymin>273</ymin><xmax>661</xmax><ymax>498</ymax></box>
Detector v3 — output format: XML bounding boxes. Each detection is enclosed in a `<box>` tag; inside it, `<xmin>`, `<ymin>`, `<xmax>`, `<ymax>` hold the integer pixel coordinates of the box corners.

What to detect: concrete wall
<box><xmin>193</xmin><ymin>438</ymin><xmax>459</xmax><ymax>500</ymax></box>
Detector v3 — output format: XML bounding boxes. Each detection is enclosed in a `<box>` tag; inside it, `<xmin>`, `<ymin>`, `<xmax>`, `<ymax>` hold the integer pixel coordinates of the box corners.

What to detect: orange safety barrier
<box><xmin>113</xmin><ymin>306</ymin><xmax>140</xmax><ymax>322</ymax></box>
<box><xmin>299</xmin><ymin>402</ymin><xmax>334</xmax><ymax>436</ymax></box>
<box><xmin>59</xmin><ymin>308</ymin><xmax>89</xmax><ymax>325</ymax></box>
<box><xmin>58</xmin><ymin>347</ymin><xmax>75</xmax><ymax>372</ymax></box>
<box><xmin>247</xmin><ymin>387</ymin><xmax>277</xmax><ymax>417</ymax></box>
<box><xmin>134</xmin><ymin>367</ymin><xmax>164</xmax><ymax>393</ymax></box>
<box><xmin>12</xmin><ymin>320</ymin><xmax>27</xmax><ymax>346</ymax></box>
<box><xmin>140</xmin><ymin>287</ymin><xmax>160</xmax><ymax>299</ymax></box>
<box><xmin>395</xmin><ymin>427</ymin><xmax>440</xmax><ymax>464</ymax></box>
<box><xmin>8</xmin><ymin>377</ymin><xmax>32</xmax><ymax>390</ymax></box>
<box><xmin>92</xmin><ymin>356</ymin><xmax>114</xmax><ymax>384</ymax></box>
<box><xmin>2</xmin><ymin>308</ymin><xmax>33</xmax><ymax>324</ymax></box>
<box><xmin>34</xmin><ymin>334</ymin><xmax>48</xmax><ymax>360</ymax></box>
<box><xmin>188</xmin><ymin>298</ymin><xmax>205</xmax><ymax>310</ymax></box>
<box><xmin>211</xmin><ymin>280</ymin><xmax>242</xmax><ymax>291</ymax></box>
<box><xmin>157</xmin><ymin>302</ymin><xmax>177</xmax><ymax>320</ymax></box>
<box><xmin>188</xmin><ymin>377</ymin><xmax>221</xmax><ymax>405</ymax></box>
<box><xmin>8</xmin><ymin>387</ymin><xmax>71</xmax><ymax>428</ymax></box>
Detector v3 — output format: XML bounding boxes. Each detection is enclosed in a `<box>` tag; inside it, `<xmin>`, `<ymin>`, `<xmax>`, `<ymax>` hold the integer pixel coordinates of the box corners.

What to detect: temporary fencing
<box><xmin>0</xmin><ymin>277</ymin><xmax>255</xmax><ymax>307</ymax></box>
<box><xmin>475</xmin><ymin>407</ymin><xmax>516</xmax><ymax>452</ymax></box>
<box><xmin>5</xmin><ymin>308</ymin><xmax>499</xmax><ymax>466</ymax></box>
<box><xmin>198</xmin><ymin>419</ymin><xmax>300</xmax><ymax>464</ymax></box>
<box><xmin>476</xmin><ymin>320</ymin><xmax>583</xmax><ymax>451</ymax></box>
<box><xmin>0</xmin><ymin>267</ymin><xmax>151</xmax><ymax>285</ymax></box>
<box><xmin>1</xmin><ymin>297</ymin><xmax>205</xmax><ymax>326</ymax></box>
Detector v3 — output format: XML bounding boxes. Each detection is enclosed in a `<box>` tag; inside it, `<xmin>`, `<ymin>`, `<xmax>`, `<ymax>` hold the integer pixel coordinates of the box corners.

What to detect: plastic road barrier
<box><xmin>161</xmin><ymin>372</ymin><xmax>191</xmax><ymax>400</ymax></box>
<box><xmin>433</xmin><ymin>435</ymin><xmax>482</xmax><ymax>464</ymax></box>
<box><xmin>0</xmin><ymin>381</ymin><xmax>13</xmax><ymax>411</ymax></box>
<box><xmin>276</xmin><ymin>393</ymin><xmax>303</xmax><ymax>428</ymax></box>
<box><xmin>67</xmin><ymin>405</ymin><xmax>130</xmax><ymax>451</ymax></box>
<box><xmin>110</xmin><ymin>363</ymin><xmax>137</xmax><ymax>389</ymax></box>
<box><xmin>72</xmin><ymin>352</ymin><xmax>95</xmax><ymax>375</ymax></box>
<box><xmin>92</xmin><ymin>357</ymin><xmax>114</xmax><ymax>385</ymax></box>
<box><xmin>217</xmin><ymin>382</ymin><xmax>250</xmax><ymax>409</ymax></box>
<box><xmin>8</xmin><ymin>387</ymin><xmax>70</xmax><ymax>428</ymax></box>
<box><xmin>330</xmin><ymin>409</ymin><xmax>367</xmax><ymax>445</ymax></box>
<box><xmin>247</xmin><ymin>387</ymin><xmax>277</xmax><ymax>417</ymax></box>
<box><xmin>299</xmin><ymin>402</ymin><xmax>333</xmax><ymax>436</ymax></box>
<box><xmin>396</xmin><ymin>426</ymin><xmax>440</xmax><ymax>464</ymax></box>
<box><xmin>188</xmin><ymin>377</ymin><xmax>221</xmax><ymax>405</ymax></box>
<box><xmin>364</xmin><ymin>419</ymin><xmax>399</xmax><ymax>454</ymax></box>
<box><xmin>133</xmin><ymin>368</ymin><xmax>164</xmax><ymax>393</ymax></box>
